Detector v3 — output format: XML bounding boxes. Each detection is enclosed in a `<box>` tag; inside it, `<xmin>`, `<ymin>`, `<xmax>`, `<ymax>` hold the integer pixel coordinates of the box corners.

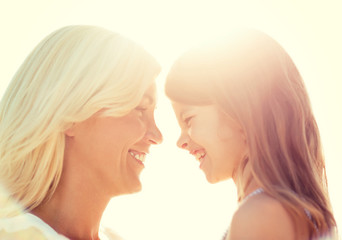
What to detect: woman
<box><xmin>165</xmin><ymin>29</ymin><xmax>337</xmax><ymax>239</ymax></box>
<box><xmin>0</xmin><ymin>25</ymin><xmax>162</xmax><ymax>239</ymax></box>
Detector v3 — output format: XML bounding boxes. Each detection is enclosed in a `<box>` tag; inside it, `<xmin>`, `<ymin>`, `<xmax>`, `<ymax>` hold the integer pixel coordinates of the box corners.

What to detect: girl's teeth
<box><xmin>195</xmin><ymin>152</ymin><xmax>205</xmax><ymax>160</ymax></box>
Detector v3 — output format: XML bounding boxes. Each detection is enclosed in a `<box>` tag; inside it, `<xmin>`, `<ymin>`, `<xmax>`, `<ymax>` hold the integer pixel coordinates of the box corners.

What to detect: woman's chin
<box><xmin>131</xmin><ymin>183</ymin><xmax>142</xmax><ymax>193</ymax></box>
<box><xmin>124</xmin><ymin>180</ymin><xmax>142</xmax><ymax>195</ymax></box>
<box><xmin>111</xmin><ymin>178</ymin><xmax>142</xmax><ymax>197</ymax></box>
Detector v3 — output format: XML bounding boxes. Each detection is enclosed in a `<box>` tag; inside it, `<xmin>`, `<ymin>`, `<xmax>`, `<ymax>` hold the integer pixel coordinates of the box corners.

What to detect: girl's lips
<box><xmin>189</xmin><ymin>149</ymin><xmax>207</xmax><ymax>169</ymax></box>
<box><xmin>190</xmin><ymin>149</ymin><xmax>206</xmax><ymax>162</ymax></box>
<box><xmin>199</xmin><ymin>155</ymin><xmax>206</xmax><ymax>169</ymax></box>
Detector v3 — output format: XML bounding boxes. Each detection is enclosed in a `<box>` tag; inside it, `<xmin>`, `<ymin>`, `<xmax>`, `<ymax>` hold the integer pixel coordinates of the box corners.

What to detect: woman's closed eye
<box><xmin>135</xmin><ymin>106</ymin><xmax>148</xmax><ymax>117</ymax></box>
<box><xmin>135</xmin><ymin>106</ymin><xmax>148</xmax><ymax>112</ymax></box>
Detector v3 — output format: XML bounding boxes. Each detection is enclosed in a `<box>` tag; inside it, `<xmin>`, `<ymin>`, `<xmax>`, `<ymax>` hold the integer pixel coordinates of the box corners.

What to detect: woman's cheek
<box><xmin>135</xmin><ymin>116</ymin><xmax>148</xmax><ymax>138</ymax></box>
<box><xmin>125</xmin><ymin>114</ymin><xmax>147</xmax><ymax>139</ymax></box>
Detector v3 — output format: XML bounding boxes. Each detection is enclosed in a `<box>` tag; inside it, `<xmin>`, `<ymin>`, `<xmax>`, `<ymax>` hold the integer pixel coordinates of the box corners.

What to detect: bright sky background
<box><xmin>0</xmin><ymin>0</ymin><xmax>341</xmax><ymax>239</ymax></box>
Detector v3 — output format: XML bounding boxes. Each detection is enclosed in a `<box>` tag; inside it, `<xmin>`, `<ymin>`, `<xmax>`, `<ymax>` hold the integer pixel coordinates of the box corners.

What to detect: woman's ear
<box><xmin>64</xmin><ymin>123</ymin><xmax>76</xmax><ymax>137</ymax></box>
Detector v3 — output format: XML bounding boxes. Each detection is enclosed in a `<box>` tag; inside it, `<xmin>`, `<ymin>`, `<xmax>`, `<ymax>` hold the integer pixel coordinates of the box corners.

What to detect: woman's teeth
<box><xmin>129</xmin><ymin>151</ymin><xmax>146</xmax><ymax>163</ymax></box>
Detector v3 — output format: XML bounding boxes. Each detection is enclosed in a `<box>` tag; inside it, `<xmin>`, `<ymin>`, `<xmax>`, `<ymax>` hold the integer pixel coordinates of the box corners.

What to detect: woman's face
<box><xmin>172</xmin><ymin>102</ymin><xmax>247</xmax><ymax>183</ymax></box>
<box><xmin>64</xmin><ymin>83</ymin><xmax>162</xmax><ymax>196</ymax></box>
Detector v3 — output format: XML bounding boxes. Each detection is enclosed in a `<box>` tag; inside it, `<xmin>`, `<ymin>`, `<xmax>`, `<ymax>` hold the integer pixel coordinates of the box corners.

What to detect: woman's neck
<box><xmin>31</xmin><ymin>166</ymin><xmax>112</xmax><ymax>240</ymax></box>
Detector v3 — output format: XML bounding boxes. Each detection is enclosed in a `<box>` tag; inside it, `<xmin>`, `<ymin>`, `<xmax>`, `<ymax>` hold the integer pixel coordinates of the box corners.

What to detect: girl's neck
<box><xmin>233</xmin><ymin>161</ymin><xmax>262</xmax><ymax>202</ymax></box>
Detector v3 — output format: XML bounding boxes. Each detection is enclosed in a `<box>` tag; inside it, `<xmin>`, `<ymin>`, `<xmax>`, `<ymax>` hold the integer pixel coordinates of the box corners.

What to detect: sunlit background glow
<box><xmin>1</xmin><ymin>0</ymin><xmax>341</xmax><ymax>239</ymax></box>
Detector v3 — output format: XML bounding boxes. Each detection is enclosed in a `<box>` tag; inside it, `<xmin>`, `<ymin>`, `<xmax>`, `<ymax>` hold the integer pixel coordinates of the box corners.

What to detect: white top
<box><xmin>0</xmin><ymin>213</ymin><xmax>123</xmax><ymax>240</ymax></box>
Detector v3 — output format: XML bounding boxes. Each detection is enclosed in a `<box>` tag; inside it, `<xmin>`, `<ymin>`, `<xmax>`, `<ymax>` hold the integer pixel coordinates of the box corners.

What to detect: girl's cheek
<box><xmin>189</xmin><ymin>126</ymin><xmax>205</xmax><ymax>143</ymax></box>
<box><xmin>217</xmin><ymin>124</ymin><xmax>235</xmax><ymax>141</ymax></box>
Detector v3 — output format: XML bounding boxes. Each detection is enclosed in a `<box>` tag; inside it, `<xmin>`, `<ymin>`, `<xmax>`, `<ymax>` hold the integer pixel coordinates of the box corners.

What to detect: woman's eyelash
<box><xmin>135</xmin><ymin>106</ymin><xmax>148</xmax><ymax>111</ymax></box>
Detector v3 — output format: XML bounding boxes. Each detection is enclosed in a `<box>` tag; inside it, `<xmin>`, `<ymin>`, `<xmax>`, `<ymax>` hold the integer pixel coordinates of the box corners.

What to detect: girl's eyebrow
<box><xmin>180</xmin><ymin>108</ymin><xmax>194</xmax><ymax>120</ymax></box>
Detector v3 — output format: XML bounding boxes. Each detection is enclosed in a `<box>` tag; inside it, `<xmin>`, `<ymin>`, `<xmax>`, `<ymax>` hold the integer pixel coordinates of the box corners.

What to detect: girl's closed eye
<box><xmin>183</xmin><ymin>116</ymin><xmax>194</xmax><ymax>127</ymax></box>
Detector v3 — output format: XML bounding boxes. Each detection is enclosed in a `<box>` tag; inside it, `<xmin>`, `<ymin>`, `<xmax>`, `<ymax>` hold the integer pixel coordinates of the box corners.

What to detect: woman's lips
<box><xmin>128</xmin><ymin>150</ymin><xmax>146</xmax><ymax>166</ymax></box>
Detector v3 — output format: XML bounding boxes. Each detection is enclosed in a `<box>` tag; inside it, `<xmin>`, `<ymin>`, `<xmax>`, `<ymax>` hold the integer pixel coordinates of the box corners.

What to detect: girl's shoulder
<box><xmin>228</xmin><ymin>193</ymin><xmax>297</xmax><ymax>240</ymax></box>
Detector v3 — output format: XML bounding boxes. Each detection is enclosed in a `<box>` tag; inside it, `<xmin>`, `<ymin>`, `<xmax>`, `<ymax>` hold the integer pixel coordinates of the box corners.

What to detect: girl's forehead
<box><xmin>172</xmin><ymin>102</ymin><xmax>216</xmax><ymax>116</ymax></box>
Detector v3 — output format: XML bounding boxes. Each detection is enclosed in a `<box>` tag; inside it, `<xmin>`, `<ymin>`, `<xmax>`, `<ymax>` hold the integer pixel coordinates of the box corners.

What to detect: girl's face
<box><xmin>64</xmin><ymin>84</ymin><xmax>162</xmax><ymax>196</ymax></box>
<box><xmin>172</xmin><ymin>102</ymin><xmax>247</xmax><ymax>183</ymax></box>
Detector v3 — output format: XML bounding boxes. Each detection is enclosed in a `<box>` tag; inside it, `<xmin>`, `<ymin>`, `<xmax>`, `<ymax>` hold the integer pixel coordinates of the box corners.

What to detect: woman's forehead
<box><xmin>142</xmin><ymin>83</ymin><xmax>156</xmax><ymax>103</ymax></box>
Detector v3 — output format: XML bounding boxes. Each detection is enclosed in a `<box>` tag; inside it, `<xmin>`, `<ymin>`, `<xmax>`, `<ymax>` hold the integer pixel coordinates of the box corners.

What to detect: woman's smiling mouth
<box><xmin>129</xmin><ymin>150</ymin><xmax>146</xmax><ymax>165</ymax></box>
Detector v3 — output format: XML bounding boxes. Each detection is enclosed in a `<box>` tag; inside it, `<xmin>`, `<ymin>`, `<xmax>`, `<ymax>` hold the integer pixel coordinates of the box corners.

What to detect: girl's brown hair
<box><xmin>166</xmin><ymin>29</ymin><xmax>336</xmax><ymax>238</ymax></box>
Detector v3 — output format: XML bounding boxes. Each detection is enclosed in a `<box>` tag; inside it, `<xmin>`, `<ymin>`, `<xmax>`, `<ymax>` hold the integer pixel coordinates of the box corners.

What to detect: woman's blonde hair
<box><xmin>165</xmin><ymin>29</ymin><xmax>336</xmax><ymax>238</ymax></box>
<box><xmin>0</xmin><ymin>25</ymin><xmax>160</xmax><ymax>217</ymax></box>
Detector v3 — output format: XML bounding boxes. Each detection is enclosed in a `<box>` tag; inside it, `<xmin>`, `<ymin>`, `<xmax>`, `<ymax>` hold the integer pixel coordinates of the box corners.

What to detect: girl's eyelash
<box><xmin>184</xmin><ymin>116</ymin><xmax>193</xmax><ymax>125</ymax></box>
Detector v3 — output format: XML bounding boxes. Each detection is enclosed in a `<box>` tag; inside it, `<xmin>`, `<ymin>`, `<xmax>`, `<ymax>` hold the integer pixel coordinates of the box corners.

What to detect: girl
<box><xmin>165</xmin><ymin>29</ymin><xmax>337</xmax><ymax>239</ymax></box>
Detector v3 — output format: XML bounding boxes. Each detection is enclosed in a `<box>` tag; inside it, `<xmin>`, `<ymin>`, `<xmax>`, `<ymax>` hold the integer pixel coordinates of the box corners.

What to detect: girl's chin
<box><xmin>204</xmin><ymin>172</ymin><xmax>219</xmax><ymax>184</ymax></box>
<box><xmin>205</xmin><ymin>172</ymin><xmax>231</xmax><ymax>184</ymax></box>
<box><xmin>207</xmin><ymin>178</ymin><xmax>220</xmax><ymax>184</ymax></box>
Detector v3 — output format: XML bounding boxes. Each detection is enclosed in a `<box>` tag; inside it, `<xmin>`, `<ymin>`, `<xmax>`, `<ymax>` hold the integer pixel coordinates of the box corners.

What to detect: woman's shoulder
<box><xmin>100</xmin><ymin>227</ymin><xmax>125</xmax><ymax>240</ymax></box>
<box><xmin>0</xmin><ymin>214</ymin><xmax>125</xmax><ymax>240</ymax></box>
<box><xmin>0</xmin><ymin>226</ymin><xmax>48</xmax><ymax>240</ymax></box>
<box><xmin>228</xmin><ymin>193</ymin><xmax>296</xmax><ymax>240</ymax></box>
<box><xmin>0</xmin><ymin>213</ymin><xmax>68</xmax><ymax>240</ymax></box>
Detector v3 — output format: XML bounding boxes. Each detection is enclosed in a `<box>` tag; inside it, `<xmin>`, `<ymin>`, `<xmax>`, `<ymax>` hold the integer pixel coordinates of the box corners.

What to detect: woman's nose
<box><xmin>144</xmin><ymin>121</ymin><xmax>163</xmax><ymax>145</ymax></box>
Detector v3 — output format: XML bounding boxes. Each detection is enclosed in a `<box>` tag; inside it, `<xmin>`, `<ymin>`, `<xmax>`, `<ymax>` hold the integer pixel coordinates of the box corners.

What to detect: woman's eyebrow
<box><xmin>141</xmin><ymin>95</ymin><xmax>155</xmax><ymax>106</ymax></box>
